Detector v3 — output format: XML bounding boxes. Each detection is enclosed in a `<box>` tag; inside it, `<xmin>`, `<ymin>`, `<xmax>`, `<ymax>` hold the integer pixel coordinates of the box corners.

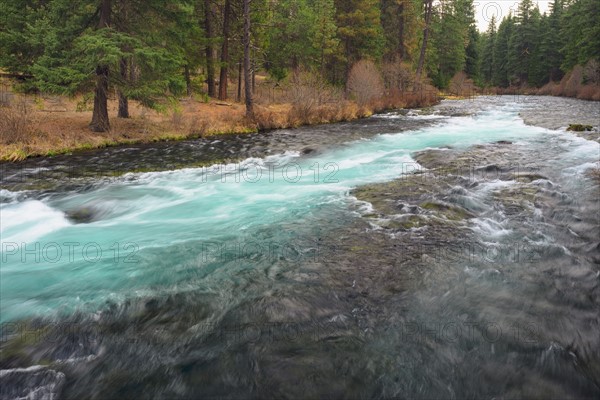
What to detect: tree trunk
<box><xmin>237</xmin><ymin>60</ymin><xmax>243</xmax><ymax>102</ymax></box>
<box><xmin>218</xmin><ymin>0</ymin><xmax>231</xmax><ymax>101</ymax></box>
<box><xmin>184</xmin><ymin>64</ymin><xmax>192</xmax><ymax>97</ymax></box>
<box><xmin>204</xmin><ymin>0</ymin><xmax>216</xmax><ymax>97</ymax></box>
<box><xmin>252</xmin><ymin>60</ymin><xmax>256</xmax><ymax>94</ymax></box>
<box><xmin>243</xmin><ymin>0</ymin><xmax>253</xmax><ymax>118</ymax></box>
<box><xmin>398</xmin><ymin>4</ymin><xmax>405</xmax><ymax>60</ymax></box>
<box><xmin>415</xmin><ymin>0</ymin><xmax>433</xmax><ymax>85</ymax></box>
<box><xmin>90</xmin><ymin>0</ymin><xmax>112</xmax><ymax>132</ymax></box>
<box><xmin>118</xmin><ymin>57</ymin><xmax>129</xmax><ymax>118</ymax></box>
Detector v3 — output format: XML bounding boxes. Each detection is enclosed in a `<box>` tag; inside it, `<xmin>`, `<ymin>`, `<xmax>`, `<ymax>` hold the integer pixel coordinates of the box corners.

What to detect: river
<box><xmin>1</xmin><ymin>95</ymin><xmax>599</xmax><ymax>399</ymax></box>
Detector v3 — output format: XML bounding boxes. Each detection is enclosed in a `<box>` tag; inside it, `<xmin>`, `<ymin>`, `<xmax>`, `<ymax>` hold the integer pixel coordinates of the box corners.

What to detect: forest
<box><xmin>0</xmin><ymin>0</ymin><xmax>599</xmax><ymax>135</ymax></box>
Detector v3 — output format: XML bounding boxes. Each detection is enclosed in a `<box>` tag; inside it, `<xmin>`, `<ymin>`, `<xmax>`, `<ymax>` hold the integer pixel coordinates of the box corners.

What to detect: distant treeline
<box><xmin>478</xmin><ymin>0</ymin><xmax>599</xmax><ymax>90</ymax></box>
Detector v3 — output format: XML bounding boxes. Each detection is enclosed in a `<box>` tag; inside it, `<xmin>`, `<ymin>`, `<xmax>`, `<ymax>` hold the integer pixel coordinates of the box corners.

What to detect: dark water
<box><xmin>1</xmin><ymin>96</ymin><xmax>599</xmax><ymax>399</ymax></box>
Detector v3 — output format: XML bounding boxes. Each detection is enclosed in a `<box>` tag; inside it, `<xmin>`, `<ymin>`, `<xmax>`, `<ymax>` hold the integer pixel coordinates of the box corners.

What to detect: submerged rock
<box><xmin>0</xmin><ymin>366</ymin><xmax>65</xmax><ymax>400</ymax></box>
<box><xmin>512</xmin><ymin>172</ymin><xmax>549</xmax><ymax>182</ymax></box>
<box><xmin>567</xmin><ymin>124</ymin><xmax>593</xmax><ymax>132</ymax></box>
<box><xmin>420</xmin><ymin>201</ymin><xmax>474</xmax><ymax>220</ymax></box>
<box><xmin>586</xmin><ymin>168</ymin><xmax>600</xmax><ymax>183</ymax></box>
<box><xmin>65</xmin><ymin>207</ymin><xmax>98</xmax><ymax>224</ymax></box>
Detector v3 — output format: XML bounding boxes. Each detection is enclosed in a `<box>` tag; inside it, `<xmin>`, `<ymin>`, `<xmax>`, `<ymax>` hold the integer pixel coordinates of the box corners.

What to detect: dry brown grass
<box><xmin>0</xmin><ymin>94</ymin><xmax>257</xmax><ymax>161</ymax></box>
<box><xmin>0</xmin><ymin>97</ymin><xmax>36</xmax><ymax>145</ymax></box>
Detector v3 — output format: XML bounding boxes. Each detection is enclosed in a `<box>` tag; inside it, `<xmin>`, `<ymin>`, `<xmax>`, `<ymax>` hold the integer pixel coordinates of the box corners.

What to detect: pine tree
<box><xmin>561</xmin><ymin>0</ymin><xmax>600</xmax><ymax>71</ymax></box>
<box><xmin>464</xmin><ymin>24</ymin><xmax>480</xmax><ymax>80</ymax></box>
<box><xmin>493</xmin><ymin>15</ymin><xmax>514</xmax><ymax>87</ymax></box>
<box><xmin>480</xmin><ymin>15</ymin><xmax>497</xmax><ymax>84</ymax></box>
<box><xmin>415</xmin><ymin>0</ymin><xmax>434</xmax><ymax>82</ymax></box>
<box><xmin>542</xmin><ymin>0</ymin><xmax>565</xmax><ymax>82</ymax></box>
<box><xmin>204</xmin><ymin>0</ymin><xmax>217</xmax><ymax>97</ymax></box>
<box><xmin>334</xmin><ymin>0</ymin><xmax>385</xmax><ymax>77</ymax></box>
<box><xmin>380</xmin><ymin>0</ymin><xmax>419</xmax><ymax>62</ymax></box>
<box><xmin>427</xmin><ymin>0</ymin><xmax>472</xmax><ymax>88</ymax></box>
<box><xmin>507</xmin><ymin>0</ymin><xmax>539</xmax><ymax>85</ymax></box>
<box><xmin>266</xmin><ymin>0</ymin><xmax>338</xmax><ymax>78</ymax></box>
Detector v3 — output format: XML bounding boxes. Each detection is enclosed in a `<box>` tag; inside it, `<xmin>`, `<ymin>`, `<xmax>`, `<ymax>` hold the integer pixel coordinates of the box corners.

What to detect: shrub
<box><xmin>448</xmin><ymin>71</ymin><xmax>476</xmax><ymax>97</ymax></box>
<box><xmin>563</xmin><ymin>65</ymin><xmax>584</xmax><ymax>97</ymax></box>
<box><xmin>381</xmin><ymin>61</ymin><xmax>415</xmax><ymax>93</ymax></box>
<box><xmin>577</xmin><ymin>84</ymin><xmax>600</xmax><ymax>101</ymax></box>
<box><xmin>346</xmin><ymin>60</ymin><xmax>384</xmax><ymax>107</ymax></box>
<box><xmin>0</xmin><ymin>97</ymin><xmax>34</xmax><ymax>144</ymax></box>
<box><xmin>583</xmin><ymin>59</ymin><xmax>599</xmax><ymax>85</ymax></box>
<box><xmin>537</xmin><ymin>81</ymin><xmax>558</xmax><ymax>96</ymax></box>
<box><xmin>287</xmin><ymin>70</ymin><xmax>342</xmax><ymax>124</ymax></box>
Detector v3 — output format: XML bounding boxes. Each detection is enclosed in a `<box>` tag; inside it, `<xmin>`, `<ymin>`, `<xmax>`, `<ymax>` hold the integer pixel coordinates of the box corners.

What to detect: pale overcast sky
<box><xmin>474</xmin><ymin>1</ymin><xmax>551</xmax><ymax>31</ymax></box>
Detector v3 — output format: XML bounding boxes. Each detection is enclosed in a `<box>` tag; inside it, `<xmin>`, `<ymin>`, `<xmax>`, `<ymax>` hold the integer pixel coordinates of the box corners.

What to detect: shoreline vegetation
<box><xmin>1</xmin><ymin>75</ymin><xmax>599</xmax><ymax>162</ymax></box>
<box><xmin>0</xmin><ymin>71</ymin><xmax>442</xmax><ymax>162</ymax></box>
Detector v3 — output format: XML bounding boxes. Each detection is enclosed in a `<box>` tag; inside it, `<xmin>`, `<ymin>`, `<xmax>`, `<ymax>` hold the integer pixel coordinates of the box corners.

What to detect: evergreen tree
<box><xmin>380</xmin><ymin>0</ymin><xmax>419</xmax><ymax>62</ymax></box>
<box><xmin>561</xmin><ymin>0</ymin><xmax>600</xmax><ymax>71</ymax></box>
<box><xmin>0</xmin><ymin>0</ymin><xmax>46</xmax><ymax>82</ymax></box>
<box><xmin>507</xmin><ymin>0</ymin><xmax>539</xmax><ymax>85</ymax></box>
<box><xmin>542</xmin><ymin>0</ymin><xmax>566</xmax><ymax>82</ymax></box>
<box><xmin>464</xmin><ymin>24</ymin><xmax>480</xmax><ymax>80</ymax></box>
<box><xmin>266</xmin><ymin>0</ymin><xmax>338</xmax><ymax>79</ymax></box>
<box><xmin>480</xmin><ymin>15</ymin><xmax>497</xmax><ymax>84</ymax></box>
<box><xmin>493</xmin><ymin>15</ymin><xmax>514</xmax><ymax>87</ymax></box>
<box><xmin>334</xmin><ymin>0</ymin><xmax>385</xmax><ymax>78</ymax></box>
<box><xmin>428</xmin><ymin>0</ymin><xmax>473</xmax><ymax>88</ymax></box>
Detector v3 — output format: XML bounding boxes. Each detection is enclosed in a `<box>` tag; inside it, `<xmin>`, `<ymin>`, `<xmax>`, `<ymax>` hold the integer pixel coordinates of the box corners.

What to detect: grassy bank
<box><xmin>0</xmin><ymin>89</ymin><xmax>440</xmax><ymax>162</ymax></box>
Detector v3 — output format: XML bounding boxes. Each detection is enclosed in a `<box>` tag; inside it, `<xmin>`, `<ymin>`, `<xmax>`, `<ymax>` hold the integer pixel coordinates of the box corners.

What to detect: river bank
<box><xmin>0</xmin><ymin>89</ymin><xmax>440</xmax><ymax>162</ymax></box>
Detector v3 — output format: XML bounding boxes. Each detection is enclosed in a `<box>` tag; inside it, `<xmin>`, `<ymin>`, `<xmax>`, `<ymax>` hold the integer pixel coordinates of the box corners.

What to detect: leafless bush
<box><xmin>563</xmin><ymin>65</ymin><xmax>584</xmax><ymax>97</ymax></box>
<box><xmin>381</xmin><ymin>61</ymin><xmax>415</xmax><ymax>94</ymax></box>
<box><xmin>449</xmin><ymin>71</ymin><xmax>476</xmax><ymax>97</ymax></box>
<box><xmin>288</xmin><ymin>70</ymin><xmax>342</xmax><ymax>123</ymax></box>
<box><xmin>0</xmin><ymin>98</ymin><xmax>34</xmax><ymax>144</ymax></box>
<box><xmin>347</xmin><ymin>60</ymin><xmax>384</xmax><ymax>107</ymax></box>
<box><xmin>537</xmin><ymin>81</ymin><xmax>557</xmax><ymax>95</ymax></box>
<box><xmin>577</xmin><ymin>84</ymin><xmax>600</xmax><ymax>101</ymax></box>
<box><xmin>538</xmin><ymin>63</ymin><xmax>600</xmax><ymax>100</ymax></box>
<box><xmin>583</xmin><ymin>59</ymin><xmax>600</xmax><ymax>85</ymax></box>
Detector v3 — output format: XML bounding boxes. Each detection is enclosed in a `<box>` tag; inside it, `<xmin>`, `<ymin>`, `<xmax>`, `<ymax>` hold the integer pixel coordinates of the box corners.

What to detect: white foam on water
<box><xmin>0</xmin><ymin>200</ymin><xmax>71</xmax><ymax>244</ymax></box>
<box><xmin>471</xmin><ymin>217</ymin><xmax>513</xmax><ymax>238</ymax></box>
<box><xmin>0</xmin><ymin>189</ymin><xmax>25</xmax><ymax>204</ymax></box>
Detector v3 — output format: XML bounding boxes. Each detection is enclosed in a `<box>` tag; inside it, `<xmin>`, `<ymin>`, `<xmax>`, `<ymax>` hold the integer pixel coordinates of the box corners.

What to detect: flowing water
<box><xmin>0</xmin><ymin>96</ymin><xmax>599</xmax><ymax>399</ymax></box>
